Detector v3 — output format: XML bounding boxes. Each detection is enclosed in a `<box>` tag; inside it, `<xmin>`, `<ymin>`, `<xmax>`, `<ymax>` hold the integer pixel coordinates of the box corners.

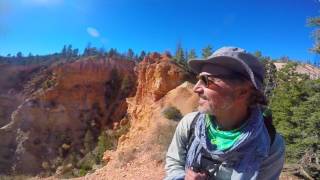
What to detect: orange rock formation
<box><xmin>81</xmin><ymin>53</ymin><xmax>198</xmax><ymax>180</ymax></box>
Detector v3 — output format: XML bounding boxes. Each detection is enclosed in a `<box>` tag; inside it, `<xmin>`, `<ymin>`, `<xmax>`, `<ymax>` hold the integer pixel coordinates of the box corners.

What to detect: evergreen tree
<box><xmin>253</xmin><ymin>51</ymin><xmax>262</xmax><ymax>58</ymax></box>
<box><xmin>127</xmin><ymin>48</ymin><xmax>134</xmax><ymax>60</ymax></box>
<box><xmin>260</xmin><ymin>57</ymin><xmax>277</xmax><ymax>98</ymax></box>
<box><xmin>202</xmin><ymin>45</ymin><xmax>213</xmax><ymax>58</ymax></box>
<box><xmin>84</xmin><ymin>130</ymin><xmax>95</xmax><ymax>153</ymax></box>
<box><xmin>96</xmin><ymin>131</ymin><xmax>108</xmax><ymax>162</ymax></box>
<box><xmin>16</xmin><ymin>52</ymin><xmax>23</xmax><ymax>58</ymax></box>
<box><xmin>108</xmin><ymin>48</ymin><xmax>118</xmax><ymax>58</ymax></box>
<box><xmin>67</xmin><ymin>44</ymin><xmax>72</xmax><ymax>57</ymax></box>
<box><xmin>138</xmin><ymin>51</ymin><xmax>146</xmax><ymax>62</ymax></box>
<box><xmin>289</xmin><ymin>91</ymin><xmax>320</xmax><ymax>161</ymax></box>
<box><xmin>188</xmin><ymin>49</ymin><xmax>197</xmax><ymax>60</ymax></box>
<box><xmin>184</xmin><ymin>49</ymin><xmax>188</xmax><ymax>62</ymax></box>
<box><xmin>83</xmin><ymin>43</ymin><xmax>92</xmax><ymax>56</ymax></box>
<box><xmin>61</xmin><ymin>45</ymin><xmax>67</xmax><ymax>57</ymax></box>
<box><xmin>175</xmin><ymin>43</ymin><xmax>185</xmax><ymax>63</ymax></box>
<box><xmin>307</xmin><ymin>16</ymin><xmax>320</xmax><ymax>54</ymax></box>
<box><xmin>269</xmin><ymin>62</ymin><xmax>318</xmax><ymax>163</ymax></box>
<box><xmin>73</xmin><ymin>49</ymin><xmax>79</xmax><ymax>57</ymax></box>
<box><xmin>91</xmin><ymin>47</ymin><xmax>98</xmax><ymax>56</ymax></box>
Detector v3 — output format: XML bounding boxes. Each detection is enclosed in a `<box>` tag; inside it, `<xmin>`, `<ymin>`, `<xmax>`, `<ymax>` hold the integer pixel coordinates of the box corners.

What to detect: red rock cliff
<box><xmin>0</xmin><ymin>57</ymin><xmax>137</xmax><ymax>174</ymax></box>
<box><xmin>83</xmin><ymin>53</ymin><xmax>198</xmax><ymax>180</ymax></box>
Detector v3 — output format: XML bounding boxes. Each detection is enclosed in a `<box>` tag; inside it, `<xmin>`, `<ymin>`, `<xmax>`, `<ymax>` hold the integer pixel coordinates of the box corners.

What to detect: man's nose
<box><xmin>193</xmin><ymin>80</ymin><xmax>204</xmax><ymax>94</ymax></box>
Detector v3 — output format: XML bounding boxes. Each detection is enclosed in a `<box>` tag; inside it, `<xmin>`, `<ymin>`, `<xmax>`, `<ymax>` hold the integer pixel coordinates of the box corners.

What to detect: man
<box><xmin>165</xmin><ymin>47</ymin><xmax>285</xmax><ymax>180</ymax></box>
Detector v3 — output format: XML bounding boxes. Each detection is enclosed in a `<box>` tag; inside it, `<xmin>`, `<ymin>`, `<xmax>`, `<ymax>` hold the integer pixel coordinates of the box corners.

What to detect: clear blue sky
<box><xmin>0</xmin><ymin>0</ymin><xmax>319</xmax><ymax>62</ymax></box>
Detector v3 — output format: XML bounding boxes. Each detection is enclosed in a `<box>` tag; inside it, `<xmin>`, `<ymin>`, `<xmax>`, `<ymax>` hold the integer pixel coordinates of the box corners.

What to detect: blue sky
<box><xmin>0</xmin><ymin>0</ymin><xmax>319</xmax><ymax>62</ymax></box>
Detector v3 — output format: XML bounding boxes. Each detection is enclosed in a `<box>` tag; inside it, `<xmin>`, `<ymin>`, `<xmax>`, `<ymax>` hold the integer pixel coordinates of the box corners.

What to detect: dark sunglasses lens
<box><xmin>200</xmin><ymin>75</ymin><xmax>208</xmax><ymax>86</ymax></box>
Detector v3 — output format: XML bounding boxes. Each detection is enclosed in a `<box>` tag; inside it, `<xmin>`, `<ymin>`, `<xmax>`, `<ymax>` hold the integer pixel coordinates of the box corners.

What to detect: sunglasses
<box><xmin>196</xmin><ymin>74</ymin><xmax>245</xmax><ymax>87</ymax></box>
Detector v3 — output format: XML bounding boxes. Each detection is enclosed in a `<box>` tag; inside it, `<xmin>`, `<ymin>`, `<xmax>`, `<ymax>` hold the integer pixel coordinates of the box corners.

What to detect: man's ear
<box><xmin>234</xmin><ymin>85</ymin><xmax>252</xmax><ymax>100</ymax></box>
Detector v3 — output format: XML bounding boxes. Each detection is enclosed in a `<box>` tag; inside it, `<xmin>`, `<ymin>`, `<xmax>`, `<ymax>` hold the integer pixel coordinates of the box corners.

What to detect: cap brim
<box><xmin>188</xmin><ymin>56</ymin><xmax>262</xmax><ymax>91</ymax></box>
<box><xmin>188</xmin><ymin>56</ymin><xmax>248</xmax><ymax>76</ymax></box>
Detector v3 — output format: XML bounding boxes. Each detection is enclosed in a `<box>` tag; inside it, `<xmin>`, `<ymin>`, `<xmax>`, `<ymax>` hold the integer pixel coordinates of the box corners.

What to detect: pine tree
<box><xmin>96</xmin><ymin>131</ymin><xmax>108</xmax><ymax>162</ymax></box>
<box><xmin>108</xmin><ymin>48</ymin><xmax>118</xmax><ymax>58</ymax></box>
<box><xmin>188</xmin><ymin>49</ymin><xmax>197</xmax><ymax>60</ymax></box>
<box><xmin>84</xmin><ymin>130</ymin><xmax>95</xmax><ymax>153</ymax></box>
<box><xmin>253</xmin><ymin>51</ymin><xmax>262</xmax><ymax>58</ymax></box>
<box><xmin>202</xmin><ymin>45</ymin><xmax>213</xmax><ymax>58</ymax></box>
<box><xmin>307</xmin><ymin>16</ymin><xmax>320</xmax><ymax>54</ymax></box>
<box><xmin>83</xmin><ymin>43</ymin><xmax>92</xmax><ymax>56</ymax></box>
<box><xmin>127</xmin><ymin>48</ymin><xmax>134</xmax><ymax>60</ymax></box>
<box><xmin>184</xmin><ymin>49</ymin><xmax>188</xmax><ymax>62</ymax></box>
<box><xmin>269</xmin><ymin>62</ymin><xmax>319</xmax><ymax>163</ymax></box>
<box><xmin>67</xmin><ymin>45</ymin><xmax>72</xmax><ymax>57</ymax></box>
<box><xmin>260</xmin><ymin>57</ymin><xmax>277</xmax><ymax>98</ymax></box>
<box><xmin>138</xmin><ymin>51</ymin><xmax>146</xmax><ymax>62</ymax></box>
<box><xmin>73</xmin><ymin>49</ymin><xmax>79</xmax><ymax>57</ymax></box>
<box><xmin>61</xmin><ymin>45</ymin><xmax>67</xmax><ymax>57</ymax></box>
<box><xmin>16</xmin><ymin>52</ymin><xmax>23</xmax><ymax>58</ymax></box>
<box><xmin>175</xmin><ymin>43</ymin><xmax>185</xmax><ymax>63</ymax></box>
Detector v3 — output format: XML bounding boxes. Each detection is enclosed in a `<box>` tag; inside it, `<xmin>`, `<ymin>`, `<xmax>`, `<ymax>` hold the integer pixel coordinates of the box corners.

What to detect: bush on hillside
<box><xmin>162</xmin><ymin>106</ymin><xmax>182</xmax><ymax>121</ymax></box>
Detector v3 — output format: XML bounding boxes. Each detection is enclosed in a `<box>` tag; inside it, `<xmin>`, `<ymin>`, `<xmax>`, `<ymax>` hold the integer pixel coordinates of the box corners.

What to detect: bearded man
<box><xmin>165</xmin><ymin>47</ymin><xmax>285</xmax><ymax>180</ymax></box>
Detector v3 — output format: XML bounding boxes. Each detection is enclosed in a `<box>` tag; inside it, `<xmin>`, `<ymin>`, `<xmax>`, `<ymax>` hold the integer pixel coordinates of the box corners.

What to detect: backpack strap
<box><xmin>262</xmin><ymin>108</ymin><xmax>276</xmax><ymax>146</ymax></box>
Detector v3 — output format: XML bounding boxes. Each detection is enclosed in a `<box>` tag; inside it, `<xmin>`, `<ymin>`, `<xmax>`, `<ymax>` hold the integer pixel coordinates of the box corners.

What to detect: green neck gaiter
<box><xmin>205</xmin><ymin>114</ymin><xmax>245</xmax><ymax>151</ymax></box>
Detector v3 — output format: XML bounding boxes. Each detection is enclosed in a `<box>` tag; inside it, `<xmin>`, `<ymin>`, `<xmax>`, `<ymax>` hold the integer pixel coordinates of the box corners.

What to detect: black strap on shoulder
<box><xmin>262</xmin><ymin>109</ymin><xmax>276</xmax><ymax>146</ymax></box>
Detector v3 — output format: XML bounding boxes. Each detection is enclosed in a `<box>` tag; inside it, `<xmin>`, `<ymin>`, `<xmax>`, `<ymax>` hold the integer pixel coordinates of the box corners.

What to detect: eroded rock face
<box><xmin>0</xmin><ymin>64</ymin><xmax>42</xmax><ymax>127</ymax></box>
<box><xmin>128</xmin><ymin>53</ymin><xmax>192</xmax><ymax>127</ymax></box>
<box><xmin>125</xmin><ymin>53</ymin><xmax>196</xmax><ymax>151</ymax></box>
<box><xmin>0</xmin><ymin>57</ymin><xmax>137</xmax><ymax>174</ymax></box>
<box><xmin>0</xmin><ymin>53</ymin><xmax>196</xmax><ymax>178</ymax></box>
<box><xmin>83</xmin><ymin>53</ymin><xmax>198</xmax><ymax>179</ymax></box>
<box><xmin>0</xmin><ymin>64</ymin><xmax>43</xmax><ymax>173</ymax></box>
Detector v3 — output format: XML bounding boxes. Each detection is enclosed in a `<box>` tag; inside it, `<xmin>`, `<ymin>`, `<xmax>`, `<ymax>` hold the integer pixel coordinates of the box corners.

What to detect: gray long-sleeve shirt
<box><xmin>165</xmin><ymin>112</ymin><xmax>285</xmax><ymax>180</ymax></box>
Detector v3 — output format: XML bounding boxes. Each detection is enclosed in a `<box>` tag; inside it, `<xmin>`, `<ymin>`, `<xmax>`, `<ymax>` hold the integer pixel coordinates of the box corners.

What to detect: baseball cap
<box><xmin>188</xmin><ymin>46</ymin><xmax>265</xmax><ymax>91</ymax></box>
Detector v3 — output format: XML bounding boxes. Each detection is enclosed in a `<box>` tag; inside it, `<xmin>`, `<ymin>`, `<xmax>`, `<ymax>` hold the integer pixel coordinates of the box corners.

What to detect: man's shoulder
<box><xmin>174</xmin><ymin>112</ymin><xmax>200</xmax><ymax>138</ymax></box>
<box><xmin>179</xmin><ymin>111</ymin><xmax>200</xmax><ymax>129</ymax></box>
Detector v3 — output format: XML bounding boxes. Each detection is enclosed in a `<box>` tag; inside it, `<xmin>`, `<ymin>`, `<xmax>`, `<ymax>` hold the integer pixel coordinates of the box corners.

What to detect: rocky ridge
<box><xmin>78</xmin><ymin>53</ymin><xmax>198</xmax><ymax>180</ymax></box>
<box><xmin>0</xmin><ymin>57</ymin><xmax>136</xmax><ymax>175</ymax></box>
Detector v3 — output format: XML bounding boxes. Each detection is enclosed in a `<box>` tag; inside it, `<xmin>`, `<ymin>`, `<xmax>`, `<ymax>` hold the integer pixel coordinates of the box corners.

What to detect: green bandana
<box><xmin>205</xmin><ymin>114</ymin><xmax>245</xmax><ymax>151</ymax></box>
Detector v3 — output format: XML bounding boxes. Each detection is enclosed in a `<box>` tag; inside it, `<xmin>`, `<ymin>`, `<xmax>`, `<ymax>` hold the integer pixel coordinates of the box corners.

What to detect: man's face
<box><xmin>193</xmin><ymin>66</ymin><xmax>243</xmax><ymax>115</ymax></box>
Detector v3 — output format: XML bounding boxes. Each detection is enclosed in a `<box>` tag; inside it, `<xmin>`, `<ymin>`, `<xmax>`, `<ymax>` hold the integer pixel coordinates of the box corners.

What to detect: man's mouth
<box><xmin>198</xmin><ymin>96</ymin><xmax>208</xmax><ymax>105</ymax></box>
<box><xmin>199</xmin><ymin>95</ymin><xmax>208</xmax><ymax>100</ymax></box>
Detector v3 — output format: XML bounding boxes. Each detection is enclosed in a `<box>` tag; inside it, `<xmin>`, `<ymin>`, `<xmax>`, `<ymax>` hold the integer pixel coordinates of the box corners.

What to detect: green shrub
<box><xmin>84</xmin><ymin>130</ymin><xmax>95</xmax><ymax>154</ymax></box>
<box><xmin>95</xmin><ymin>131</ymin><xmax>109</xmax><ymax>163</ymax></box>
<box><xmin>162</xmin><ymin>106</ymin><xmax>182</xmax><ymax>121</ymax></box>
<box><xmin>95</xmin><ymin>122</ymin><xmax>132</xmax><ymax>165</ymax></box>
<box><xmin>78</xmin><ymin>168</ymin><xmax>88</xmax><ymax>177</ymax></box>
<box><xmin>72</xmin><ymin>119</ymin><xmax>132</xmax><ymax>176</ymax></box>
<box><xmin>76</xmin><ymin>152</ymin><xmax>94</xmax><ymax>175</ymax></box>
